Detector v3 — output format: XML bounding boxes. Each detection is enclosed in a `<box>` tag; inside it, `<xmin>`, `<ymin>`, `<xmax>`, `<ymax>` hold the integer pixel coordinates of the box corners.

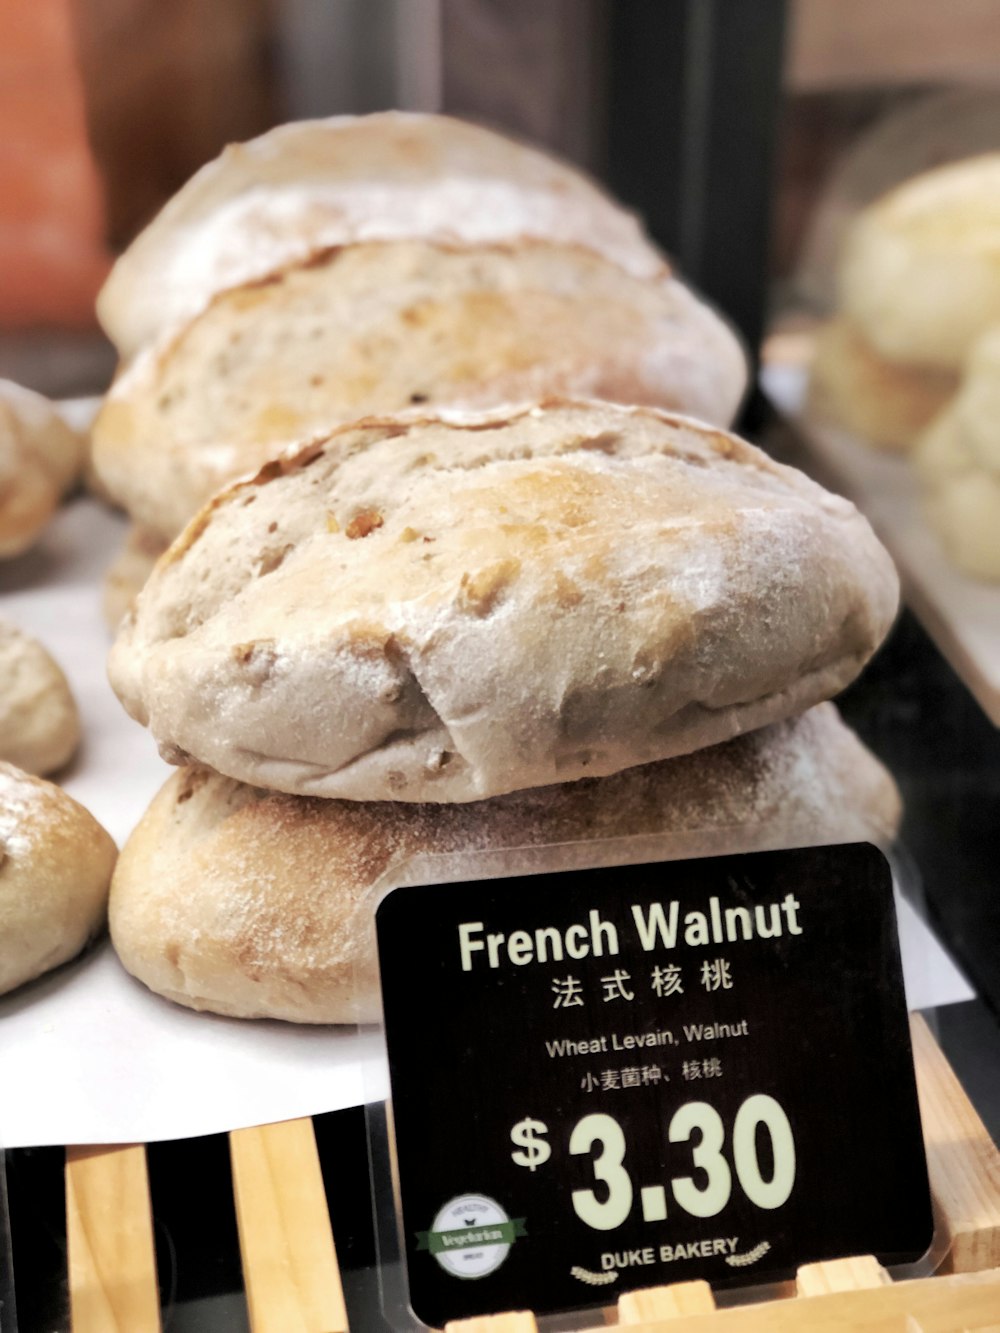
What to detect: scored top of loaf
<box><xmin>109</xmin><ymin>400</ymin><xmax>899</xmax><ymax>803</ymax></box>
<box><xmin>97</xmin><ymin>111</ymin><xmax>665</xmax><ymax>358</ymax></box>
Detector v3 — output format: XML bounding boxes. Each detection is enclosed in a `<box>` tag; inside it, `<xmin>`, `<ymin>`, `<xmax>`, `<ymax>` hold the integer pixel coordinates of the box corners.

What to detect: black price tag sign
<box><xmin>376</xmin><ymin>843</ymin><xmax>932</xmax><ymax>1327</ymax></box>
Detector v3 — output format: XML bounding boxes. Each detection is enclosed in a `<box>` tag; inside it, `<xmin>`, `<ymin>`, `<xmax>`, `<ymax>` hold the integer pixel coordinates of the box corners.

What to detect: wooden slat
<box><xmin>445</xmin><ymin>1315</ymin><xmax>538</xmax><ymax>1332</ymax></box>
<box><xmin>65</xmin><ymin>1144</ymin><xmax>160</xmax><ymax>1333</ymax></box>
<box><xmin>229</xmin><ymin>1117</ymin><xmax>347</xmax><ymax>1333</ymax></box>
<box><xmin>618</xmin><ymin>1280</ymin><xmax>717</xmax><ymax>1321</ymax></box>
<box><xmin>595</xmin><ymin>1268</ymin><xmax>1000</xmax><ymax>1332</ymax></box>
<box><xmin>796</xmin><ymin>1254</ymin><xmax>889</xmax><ymax>1296</ymax></box>
<box><xmin>912</xmin><ymin>1015</ymin><xmax>1000</xmax><ymax>1273</ymax></box>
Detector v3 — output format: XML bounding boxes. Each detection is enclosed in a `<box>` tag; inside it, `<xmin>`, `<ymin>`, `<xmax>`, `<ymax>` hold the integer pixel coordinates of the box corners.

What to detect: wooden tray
<box><xmin>63</xmin><ymin>1017</ymin><xmax>1000</xmax><ymax>1332</ymax></box>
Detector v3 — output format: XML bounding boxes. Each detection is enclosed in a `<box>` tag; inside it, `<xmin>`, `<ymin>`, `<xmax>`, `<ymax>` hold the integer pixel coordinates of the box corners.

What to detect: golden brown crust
<box><xmin>0</xmin><ymin>621</ymin><xmax>80</xmax><ymax>775</ymax></box>
<box><xmin>97</xmin><ymin>111</ymin><xmax>666</xmax><ymax>357</ymax></box>
<box><xmin>92</xmin><ymin>240</ymin><xmax>745</xmax><ymax>540</ymax></box>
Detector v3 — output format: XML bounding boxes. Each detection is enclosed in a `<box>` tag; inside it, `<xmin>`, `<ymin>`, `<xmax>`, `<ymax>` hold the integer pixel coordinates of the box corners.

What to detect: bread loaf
<box><xmin>108</xmin><ymin>705</ymin><xmax>901</xmax><ymax>1024</ymax></box>
<box><xmin>92</xmin><ymin>240</ymin><xmax>746</xmax><ymax>541</ymax></box>
<box><xmin>915</xmin><ymin>325</ymin><xmax>1000</xmax><ymax>580</ymax></box>
<box><xmin>808</xmin><ymin>317</ymin><xmax>957</xmax><ymax>451</ymax></box>
<box><xmin>0</xmin><ymin>762</ymin><xmax>116</xmax><ymax>995</ymax></box>
<box><xmin>840</xmin><ymin>153</ymin><xmax>1000</xmax><ymax>372</ymax></box>
<box><xmin>0</xmin><ymin>621</ymin><xmax>80</xmax><ymax>775</ymax></box>
<box><xmin>109</xmin><ymin>401</ymin><xmax>899</xmax><ymax>802</ymax></box>
<box><xmin>1</xmin><ymin>379</ymin><xmax>85</xmax><ymax>558</ymax></box>
<box><xmin>97</xmin><ymin>111</ymin><xmax>665</xmax><ymax>358</ymax></box>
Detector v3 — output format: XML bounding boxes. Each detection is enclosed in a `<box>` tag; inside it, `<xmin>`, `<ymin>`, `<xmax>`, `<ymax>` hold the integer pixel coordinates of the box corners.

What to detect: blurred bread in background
<box><xmin>915</xmin><ymin>324</ymin><xmax>1000</xmax><ymax>581</ymax></box>
<box><xmin>0</xmin><ymin>621</ymin><xmax>80</xmax><ymax>776</ymax></box>
<box><xmin>809</xmin><ymin>153</ymin><xmax>1000</xmax><ymax>452</ymax></box>
<box><xmin>0</xmin><ymin>379</ymin><xmax>87</xmax><ymax>557</ymax></box>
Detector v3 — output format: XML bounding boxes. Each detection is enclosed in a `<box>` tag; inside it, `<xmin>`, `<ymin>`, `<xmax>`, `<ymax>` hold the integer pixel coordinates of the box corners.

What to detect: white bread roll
<box><xmin>0</xmin><ymin>621</ymin><xmax>80</xmax><ymax>775</ymax></box>
<box><xmin>97</xmin><ymin>111</ymin><xmax>665</xmax><ymax>358</ymax></box>
<box><xmin>840</xmin><ymin>154</ymin><xmax>1000</xmax><ymax>372</ymax></box>
<box><xmin>914</xmin><ymin>324</ymin><xmax>1000</xmax><ymax>580</ymax></box>
<box><xmin>109</xmin><ymin>705</ymin><xmax>901</xmax><ymax>1024</ymax></box>
<box><xmin>92</xmin><ymin>240</ymin><xmax>745</xmax><ymax>542</ymax></box>
<box><xmin>808</xmin><ymin>317</ymin><xmax>957</xmax><ymax>452</ymax></box>
<box><xmin>0</xmin><ymin>762</ymin><xmax>116</xmax><ymax>995</ymax></box>
<box><xmin>109</xmin><ymin>401</ymin><xmax>899</xmax><ymax>802</ymax></box>
<box><xmin>0</xmin><ymin>379</ymin><xmax>86</xmax><ymax>559</ymax></box>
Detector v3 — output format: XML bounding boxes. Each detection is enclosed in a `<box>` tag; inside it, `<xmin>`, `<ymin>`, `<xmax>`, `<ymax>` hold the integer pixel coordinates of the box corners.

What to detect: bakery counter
<box><xmin>5</xmin><ymin>996</ymin><xmax>999</xmax><ymax>1332</ymax></box>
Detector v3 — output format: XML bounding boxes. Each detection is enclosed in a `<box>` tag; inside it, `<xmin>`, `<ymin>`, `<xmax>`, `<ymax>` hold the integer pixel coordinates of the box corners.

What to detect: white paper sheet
<box><xmin>0</xmin><ymin>495</ymin><xmax>973</xmax><ymax>1148</ymax></box>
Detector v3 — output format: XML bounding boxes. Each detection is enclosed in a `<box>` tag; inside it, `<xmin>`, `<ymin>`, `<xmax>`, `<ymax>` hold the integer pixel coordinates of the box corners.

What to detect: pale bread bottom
<box><xmin>109</xmin><ymin>704</ymin><xmax>900</xmax><ymax>1025</ymax></box>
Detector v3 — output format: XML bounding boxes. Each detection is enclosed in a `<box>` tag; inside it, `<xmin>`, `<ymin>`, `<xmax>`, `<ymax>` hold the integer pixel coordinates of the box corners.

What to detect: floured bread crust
<box><xmin>840</xmin><ymin>153</ymin><xmax>1000</xmax><ymax>371</ymax></box>
<box><xmin>915</xmin><ymin>324</ymin><xmax>1000</xmax><ymax>580</ymax></box>
<box><xmin>97</xmin><ymin>111</ymin><xmax>665</xmax><ymax>358</ymax></box>
<box><xmin>1</xmin><ymin>379</ymin><xmax>86</xmax><ymax>559</ymax></box>
<box><xmin>0</xmin><ymin>762</ymin><xmax>117</xmax><ymax>996</ymax></box>
<box><xmin>110</xmin><ymin>401</ymin><xmax>899</xmax><ymax>802</ymax></box>
<box><xmin>0</xmin><ymin>620</ymin><xmax>80</xmax><ymax>775</ymax></box>
<box><xmin>109</xmin><ymin>705</ymin><xmax>901</xmax><ymax>1024</ymax></box>
<box><xmin>808</xmin><ymin>317</ymin><xmax>957</xmax><ymax>451</ymax></box>
<box><xmin>92</xmin><ymin>240</ymin><xmax>746</xmax><ymax>541</ymax></box>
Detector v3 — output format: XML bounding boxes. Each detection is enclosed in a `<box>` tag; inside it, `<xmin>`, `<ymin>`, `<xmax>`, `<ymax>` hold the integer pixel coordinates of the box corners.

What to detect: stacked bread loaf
<box><xmin>99</xmin><ymin>115</ymin><xmax>901</xmax><ymax>1025</ymax></box>
<box><xmin>809</xmin><ymin>154</ymin><xmax>1000</xmax><ymax>580</ymax></box>
<box><xmin>90</xmin><ymin>112</ymin><xmax>747</xmax><ymax>618</ymax></box>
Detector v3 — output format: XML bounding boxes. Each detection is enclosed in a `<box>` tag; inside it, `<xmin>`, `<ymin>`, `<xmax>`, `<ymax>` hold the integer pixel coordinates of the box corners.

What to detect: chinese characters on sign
<box><xmin>554</xmin><ymin>961</ymin><xmax>735</xmax><ymax>1008</ymax></box>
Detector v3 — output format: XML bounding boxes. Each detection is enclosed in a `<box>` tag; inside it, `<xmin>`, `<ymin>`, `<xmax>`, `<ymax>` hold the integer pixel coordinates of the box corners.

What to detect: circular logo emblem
<box><xmin>426</xmin><ymin>1195</ymin><xmax>514</xmax><ymax>1279</ymax></box>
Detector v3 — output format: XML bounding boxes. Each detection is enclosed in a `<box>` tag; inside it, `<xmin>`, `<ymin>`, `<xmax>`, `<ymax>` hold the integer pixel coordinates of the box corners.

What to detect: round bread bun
<box><xmin>92</xmin><ymin>240</ymin><xmax>746</xmax><ymax>542</ymax></box>
<box><xmin>914</xmin><ymin>325</ymin><xmax>1000</xmax><ymax>581</ymax></box>
<box><xmin>1</xmin><ymin>379</ymin><xmax>86</xmax><ymax>559</ymax></box>
<box><xmin>0</xmin><ymin>762</ymin><xmax>116</xmax><ymax>996</ymax></box>
<box><xmin>102</xmin><ymin>524</ymin><xmax>167</xmax><ymax>630</ymax></box>
<box><xmin>109</xmin><ymin>401</ymin><xmax>899</xmax><ymax>803</ymax></box>
<box><xmin>97</xmin><ymin>111</ymin><xmax>665</xmax><ymax>359</ymax></box>
<box><xmin>109</xmin><ymin>704</ymin><xmax>901</xmax><ymax>1024</ymax></box>
<box><xmin>840</xmin><ymin>153</ymin><xmax>1000</xmax><ymax>372</ymax></box>
<box><xmin>0</xmin><ymin>621</ymin><xmax>81</xmax><ymax>775</ymax></box>
<box><xmin>808</xmin><ymin>317</ymin><xmax>957</xmax><ymax>451</ymax></box>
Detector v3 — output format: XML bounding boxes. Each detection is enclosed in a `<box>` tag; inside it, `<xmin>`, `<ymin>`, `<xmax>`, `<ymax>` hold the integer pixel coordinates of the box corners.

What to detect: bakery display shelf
<box><xmin>761</xmin><ymin>361</ymin><xmax>1000</xmax><ymax>730</ymax></box>
<box><xmin>52</xmin><ymin>1016</ymin><xmax>1000</xmax><ymax>1332</ymax></box>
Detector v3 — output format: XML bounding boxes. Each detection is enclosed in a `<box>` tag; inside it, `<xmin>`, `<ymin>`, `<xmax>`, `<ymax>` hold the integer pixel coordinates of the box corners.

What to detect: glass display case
<box><xmin>2</xmin><ymin>2</ymin><xmax>999</xmax><ymax>1328</ymax></box>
